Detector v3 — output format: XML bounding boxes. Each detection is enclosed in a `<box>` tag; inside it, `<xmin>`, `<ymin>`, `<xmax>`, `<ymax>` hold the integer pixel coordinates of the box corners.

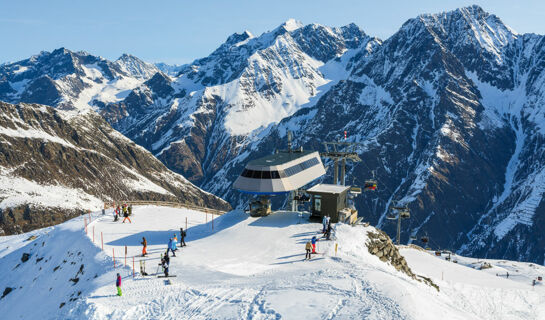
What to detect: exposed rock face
<box><xmin>0</xmin><ymin>102</ymin><xmax>230</xmax><ymax>235</ymax></box>
<box><xmin>366</xmin><ymin>229</ymin><xmax>438</xmax><ymax>291</ymax></box>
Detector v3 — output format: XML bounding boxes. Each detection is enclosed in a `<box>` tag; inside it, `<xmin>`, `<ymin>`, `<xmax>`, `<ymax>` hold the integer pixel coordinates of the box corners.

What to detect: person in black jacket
<box><xmin>180</xmin><ymin>228</ymin><xmax>187</xmax><ymax>247</ymax></box>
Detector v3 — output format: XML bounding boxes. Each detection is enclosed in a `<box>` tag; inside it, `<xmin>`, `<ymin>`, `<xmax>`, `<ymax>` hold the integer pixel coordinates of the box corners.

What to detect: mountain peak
<box><xmin>282</xmin><ymin>18</ymin><xmax>303</xmax><ymax>32</ymax></box>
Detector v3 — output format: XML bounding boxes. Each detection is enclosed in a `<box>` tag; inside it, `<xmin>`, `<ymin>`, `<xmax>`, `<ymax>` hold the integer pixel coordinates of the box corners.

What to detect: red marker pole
<box><xmin>101</xmin><ymin>232</ymin><xmax>104</xmax><ymax>250</ymax></box>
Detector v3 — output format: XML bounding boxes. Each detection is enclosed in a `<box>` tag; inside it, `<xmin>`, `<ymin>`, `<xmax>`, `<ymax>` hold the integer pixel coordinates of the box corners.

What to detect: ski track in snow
<box><xmin>1</xmin><ymin>206</ymin><xmax>544</xmax><ymax>319</ymax></box>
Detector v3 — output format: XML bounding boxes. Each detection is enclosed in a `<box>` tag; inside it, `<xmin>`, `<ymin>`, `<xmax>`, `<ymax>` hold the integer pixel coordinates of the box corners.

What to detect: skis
<box><xmin>158</xmin><ymin>275</ymin><xmax>177</xmax><ymax>278</ymax></box>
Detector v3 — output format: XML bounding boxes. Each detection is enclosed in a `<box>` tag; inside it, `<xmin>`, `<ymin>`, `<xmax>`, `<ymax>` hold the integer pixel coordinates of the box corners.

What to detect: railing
<box><xmin>106</xmin><ymin>200</ymin><xmax>227</xmax><ymax>216</ymax></box>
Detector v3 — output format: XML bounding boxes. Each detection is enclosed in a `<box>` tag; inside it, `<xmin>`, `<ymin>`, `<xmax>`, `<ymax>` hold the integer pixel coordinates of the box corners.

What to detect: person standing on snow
<box><xmin>161</xmin><ymin>253</ymin><xmax>170</xmax><ymax>276</ymax></box>
<box><xmin>167</xmin><ymin>238</ymin><xmax>175</xmax><ymax>257</ymax></box>
<box><xmin>141</xmin><ymin>237</ymin><xmax>147</xmax><ymax>257</ymax></box>
<box><xmin>171</xmin><ymin>235</ymin><xmax>178</xmax><ymax>254</ymax></box>
<box><xmin>311</xmin><ymin>236</ymin><xmax>317</xmax><ymax>254</ymax></box>
<box><xmin>122</xmin><ymin>209</ymin><xmax>131</xmax><ymax>223</ymax></box>
<box><xmin>326</xmin><ymin>215</ymin><xmax>331</xmax><ymax>228</ymax></box>
<box><xmin>322</xmin><ymin>215</ymin><xmax>327</xmax><ymax>233</ymax></box>
<box><xmin>116</xmin><ymin>273</ymin><xmax>122</xmax><ymax>296</ymax></box>
<box><xmin>180</xmin><ymin>228</ymin><xmax>187</xmax><ymax>247</ymax></box>
<box><xmin>326</xmin><ymin>222</ymin><xmax>332</xmax><ymax>240</ymax></box>
<box><xmin>305</xmin><ymin>241</ymin><xmax>312</xmax><ymax>260</ymax></box>
<box><xmin>114</xmin><ymin>205</ymin><xmax>120</xmax><ymax>222</ymax></box>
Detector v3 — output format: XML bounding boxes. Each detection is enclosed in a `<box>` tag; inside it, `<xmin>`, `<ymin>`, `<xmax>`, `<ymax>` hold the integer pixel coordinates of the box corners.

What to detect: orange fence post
<box><xmin>84</xmin><ymin>218</ymin><xmax>87</xmax><ymax>234</ymax></box>
<box><xmin>101</xmin><ymin>232</ymin><xmax>104</xmax><ymax>250</ymax></box>
<box><xmin>113</xmin><ymin>248</ymin><xmax>116</xmax><ymax>269</ymax></box>
<box><xmin>185</xmin><ymin>217</ymin><xmax>188</xmax><ymax>231</ymax></box>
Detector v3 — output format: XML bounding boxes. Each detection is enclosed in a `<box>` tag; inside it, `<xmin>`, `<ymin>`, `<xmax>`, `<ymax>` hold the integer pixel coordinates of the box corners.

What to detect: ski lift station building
<box><xmin>307</xmin><ymin>184</ymin><xmax>356</xmax><ymax>223</ymax></box>
<box><xmin>233</xmin><ymin>149</ymin><xmax>326</xmax><ymax>194</ymax></box>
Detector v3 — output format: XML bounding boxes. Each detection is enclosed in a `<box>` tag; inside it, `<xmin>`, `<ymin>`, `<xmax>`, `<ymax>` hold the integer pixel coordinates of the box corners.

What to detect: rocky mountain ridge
<box><xmin>0</xmin><ymin>101</ymin><xmax>230</xmax><ymax>235</ymax></box>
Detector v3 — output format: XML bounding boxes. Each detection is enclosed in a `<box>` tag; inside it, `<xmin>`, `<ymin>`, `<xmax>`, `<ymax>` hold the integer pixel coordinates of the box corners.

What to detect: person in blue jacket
<box><xmin>311</xmin><ymin>236</ymin><xmax>317</xmax><ymax>254</ymax></box>
<box><xmin>167</xmin><ymin>238</ymin><xmax>175</xmax><ymax>257</ymax></box>
<box><xmin>171</xmin><ymin>235</ymin><xmax>178</xmax><ymax>255</ymax></box>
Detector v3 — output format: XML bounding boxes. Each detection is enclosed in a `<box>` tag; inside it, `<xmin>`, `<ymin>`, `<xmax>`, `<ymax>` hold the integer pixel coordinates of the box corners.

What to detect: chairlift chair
<box><xmin>364</xmin><ymin>180</ymin><xmax>377</xmax><ymax>191</ymax></box>
<box><xmin>410</xmin><ymin>235</ymin><xmax>417</xmax><ymax>241</ymax></box>
<box><xmin>421</xmin><ymin>236</ymin><xmax>429</xmax><ymax>244</ymax></box>
<box><xmin>386</xmin><ymin>213</ymin><xmax>398</xmax><ymax>220</ymax></box>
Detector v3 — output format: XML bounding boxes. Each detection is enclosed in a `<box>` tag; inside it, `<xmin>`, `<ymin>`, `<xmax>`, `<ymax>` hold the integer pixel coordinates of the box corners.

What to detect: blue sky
<box><xmin>1</xmin><ymin>0</ymin><xmax>543</xmax><ymax>65</ymax></box>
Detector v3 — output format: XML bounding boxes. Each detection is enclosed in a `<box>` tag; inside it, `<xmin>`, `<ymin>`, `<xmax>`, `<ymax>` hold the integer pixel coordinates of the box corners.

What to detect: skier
<box><xmin>180</xmin><ymin>228</ymin><xmax>187</xmax><ymax>247</ymax></box>
<box><xmin>122</xmin><ymin>209</ymin><xmax>131</xmax><ymax>223</ymax></box>
<box><xmin>311</xmin><ymin>236</ymin><xmax>317</xmax><ymax>254</ymax></box>
<box><xmin>167</xmin><ymin>238</ymin><xmax>175</xmax><ymax>257</ymax></box>
<box><xmin>305</xmin><ymin>241</ymin><xmax>312</xmax><ymax>260</ymax></box>
<box><xmin>141</xmin><ymin>237</ymin><xmax>147</xmax><ymax>257</ymax></box>
<box><xmin>326</xmin><ymin>215</ymin><xmax>331</xmax><ymax>229</ymax></box>
<box><xmin>161</xmin><ymin>253</ymin><xmax>170</xmax><ymax>276</ymax></box>
<box><xmin>322</xmin><ymin>215</ymin><xmax>328</xmax><ymax>233</ymax></box>
<box><xmin>122</xmin><ymin>204</ymin><xmax>128</xmax><ymax>216</ymax></box>
<box><xmin>326</xmin><ymin>222</ymin><xmax>332</xmax><ymax>240</ymax></box>
<box><xmin>171</xmin><ymin>235</ymin><xmax>178</xmax><ymax>254</ymax></box>
<box><xmin>114</xmin><ymin>206</ymin><xmax>120</xmax><ymax>222</ymax></box>
<box><xmin>116</xmin><ymin>273</ymin><xmax>122</xmax><ymax>296</ymax></box>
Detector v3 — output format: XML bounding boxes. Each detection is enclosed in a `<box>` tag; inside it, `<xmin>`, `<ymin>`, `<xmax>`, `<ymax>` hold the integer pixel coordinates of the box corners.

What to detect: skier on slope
<box><xmin>305</xmin><ymin>241</ymin><xmax>312</xmax><ymax>260</ymax></box>
<box><xmin>116</xmin><ymin>273</ymin><xmax>122</xmax><ymax>296</ymax></box>
<box><xmin>122</xmin><ymin>208</ymin><xmax>131</xmax><ymax>223</ymax></box>
<box><xmin>326</xmin><ymin>222</ymin><xmax>332</xmax><ymax>240</ymax></box>
<box><xmin>322</xmin><ymin>215</ymin><xmax>328</xmax><ymax>233</ymax></box>
<box><xmin>114</xmin><ymin>205</ymin><xmax>120</xmax><ymax>222</ymax></box>
<box><xmin>141</xmin><ymin>237</ymin><xmax>147</xmax><ymax>257</ymax></box>
<box><xmin>180</xmin><ymin>228</ymin><xmax>187</xmax><ymax>247</ymax></box>
<box><xmin>326</xmin><ymin>215</ymin><xmax>331</xmax><ymax>229</ymax></box>
<box><xmin>171</xmin><ymin>235</ymin><xmax>178</xmax><ymax>254</ymax></box>
<box><xmin>311</xmin><ymin>236</ymin><xmax>317</xmax><ymax>254</ymax></box>
<box><xmin>167</xmin><ymin>238</ymin><xmax>175</xmax><ymax>257</ymax></box>
<box><xmin>161</xmin><ymin>253</ymin><xmax>170</xmax><ymax>276</ymax></box>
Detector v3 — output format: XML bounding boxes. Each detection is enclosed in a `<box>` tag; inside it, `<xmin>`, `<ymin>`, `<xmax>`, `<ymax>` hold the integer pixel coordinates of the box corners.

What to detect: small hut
<box><xmin>307</xmin><ymin>184</ymin><xmax>356</xmax><ymax>223</ymax></box>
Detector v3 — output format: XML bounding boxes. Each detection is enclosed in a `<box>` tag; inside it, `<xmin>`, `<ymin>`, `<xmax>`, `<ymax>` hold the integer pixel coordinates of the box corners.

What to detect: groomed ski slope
<box><xmin>0</xmin><ymin>206</ymin><xmax>544</xmax><ymax>319</ymax></box>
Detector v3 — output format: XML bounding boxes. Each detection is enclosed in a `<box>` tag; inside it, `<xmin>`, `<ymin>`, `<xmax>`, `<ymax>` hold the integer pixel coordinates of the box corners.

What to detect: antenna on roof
<box><xmin>287</xmin><ymin>130</ymin><xmax>293</xmax><ymax>152</ymax></box>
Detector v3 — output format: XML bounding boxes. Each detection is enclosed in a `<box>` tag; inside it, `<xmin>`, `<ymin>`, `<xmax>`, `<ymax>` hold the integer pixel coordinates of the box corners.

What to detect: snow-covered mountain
<box><xmin>0</xmin><ymin>102</ymin><xmax>230</xmax><ymax>235</ymax></box>
<box><xmin>1</xmin><ymin>6</ymin><xmax>545</xmax><ymax>263</ymax></box>
<box><xmin>0</xmin><ymin>48</ymin><xmax>160</xmax><ymax>113</ymax></box>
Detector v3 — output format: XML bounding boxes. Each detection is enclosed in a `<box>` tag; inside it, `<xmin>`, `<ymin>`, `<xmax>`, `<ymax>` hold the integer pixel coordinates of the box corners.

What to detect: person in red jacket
<box><xmin>116</xmin><ymin>273</ymin><xmax>122</xmax><ymax>296</ymax></box>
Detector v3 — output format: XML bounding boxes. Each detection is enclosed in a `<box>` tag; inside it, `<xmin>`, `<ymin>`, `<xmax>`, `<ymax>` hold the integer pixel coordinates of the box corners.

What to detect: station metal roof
<box><xmin>306</xmin><ymin>184</ymin><xmax>351</xmax><ymax>194</ymax></box>
<box><xmin>248</xmin><ymin>150</ymin><xmax>316</xmax><ymax>167</ymax></box>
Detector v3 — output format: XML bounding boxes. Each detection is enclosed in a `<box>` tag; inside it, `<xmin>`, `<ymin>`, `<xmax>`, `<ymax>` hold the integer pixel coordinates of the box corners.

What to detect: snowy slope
<box><xmin>0</xmin><ymin>102</ymin><xmax>229</xmax><ymax>235</ymax></box>
<box><xmin>1</xmin><ymin>206</ymin><xmax>543</xmax><ymax>319</ymax></box>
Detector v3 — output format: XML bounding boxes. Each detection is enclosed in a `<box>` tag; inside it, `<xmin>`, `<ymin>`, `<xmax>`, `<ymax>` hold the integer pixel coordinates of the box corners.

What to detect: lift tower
<box><xmin>320</xmin><ymin>141</ymin><xmax>361</xmax><ymax>185</ymax></box>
